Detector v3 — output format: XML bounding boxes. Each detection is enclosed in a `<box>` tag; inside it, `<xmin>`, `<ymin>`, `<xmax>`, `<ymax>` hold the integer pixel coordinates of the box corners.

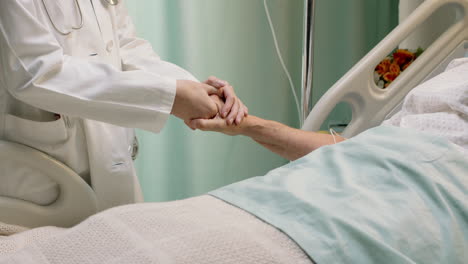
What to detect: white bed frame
<box><xmin>1</xmin><ymin>0</ymin><xmax>468</xmax><ymax>229</ymax></box>
<box><xmin>302</xmin><ymin>0</ymin><xmax>468</xmax><ymax>137</ymax></box>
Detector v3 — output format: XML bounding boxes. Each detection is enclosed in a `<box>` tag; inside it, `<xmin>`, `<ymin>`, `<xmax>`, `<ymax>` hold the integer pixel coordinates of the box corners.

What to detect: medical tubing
<box><xmin>41</xmin><ymin>0</ymin><xmax>84</xmax><ymax>35</ymax></box>
<box><xmin>263</xmin><ymin>0</ymin><xmax>303</xmax><ymax>126</ymax></box>
<box><xmin>329</xmin><ymin>128</ymin><xmax>338</xmax><ymax>144</ymax></box>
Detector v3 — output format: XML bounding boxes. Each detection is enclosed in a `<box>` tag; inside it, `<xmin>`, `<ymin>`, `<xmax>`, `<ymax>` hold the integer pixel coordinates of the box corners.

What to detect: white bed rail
<box><xmin>0</xmin><ymin>141</ymin><xmax>98</xmax><ymax>228</ymax></box>
<box><xmin>302</xmin><ymin>0</ymin><xmax>468</xmax><ymax>137</ymax></box>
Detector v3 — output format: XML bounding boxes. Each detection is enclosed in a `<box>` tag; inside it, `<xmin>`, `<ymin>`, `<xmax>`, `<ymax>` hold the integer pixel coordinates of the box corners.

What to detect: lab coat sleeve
<box><xmin>115</xmin><ymin>2</ymin><xmax>199</xmax><ymax>82</ymax></box>
<box><xmin>0</xmin><ymin>0</ymin><xmax>175</xmax><ymax>133</ymax></box>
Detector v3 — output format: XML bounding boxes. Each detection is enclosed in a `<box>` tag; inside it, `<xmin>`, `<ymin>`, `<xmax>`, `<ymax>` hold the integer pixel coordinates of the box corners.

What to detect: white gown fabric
<box><xmin>383</xmin><ymin>58</ymin><xmax>468</xmax><ymax>153</ymax></box>
<box><xmin>0</xmin><ymin>196</ymin><xmax>313</xmax><ymax>264</ymax></box>
<box><xmin>0</xmin><ymin>0</ymin><xmax>197</xmax><ymax>211</ymax></box>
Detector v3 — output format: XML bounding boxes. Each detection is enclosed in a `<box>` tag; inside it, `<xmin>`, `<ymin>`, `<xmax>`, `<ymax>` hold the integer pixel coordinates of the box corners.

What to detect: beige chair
<box><xmin>0</xmin><ymin>140</ymin><xmax>98</xmax><ymax>228</ymax></box>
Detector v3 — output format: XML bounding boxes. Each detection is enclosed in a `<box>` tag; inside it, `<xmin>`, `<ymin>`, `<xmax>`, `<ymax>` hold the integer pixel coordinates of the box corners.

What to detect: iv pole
<box><xmin>302</xmin><ymin>0</ymin><xmax>316</xmax><ymax>124</ymax></box>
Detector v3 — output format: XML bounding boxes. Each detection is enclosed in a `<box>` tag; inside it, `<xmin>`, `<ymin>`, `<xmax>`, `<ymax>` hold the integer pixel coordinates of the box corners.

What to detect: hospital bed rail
<box><xmin>302</xmin><ymin>0</ymin><xmax>468</xmax><ymax>137</ymax></box>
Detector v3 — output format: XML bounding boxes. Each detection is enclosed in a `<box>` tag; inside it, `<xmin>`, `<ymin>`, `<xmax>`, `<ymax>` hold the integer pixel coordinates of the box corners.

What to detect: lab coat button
<box><xmin>106</xmin><ymin>40</ymin><xmax>114</xmax><ymax>53</ymax></box>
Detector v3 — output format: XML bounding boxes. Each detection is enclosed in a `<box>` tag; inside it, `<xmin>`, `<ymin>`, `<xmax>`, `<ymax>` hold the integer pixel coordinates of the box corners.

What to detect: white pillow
<box><xmin>383</xmin><ymin>58</ymin><xmax>468</xmax><ymax>151</ymax></box>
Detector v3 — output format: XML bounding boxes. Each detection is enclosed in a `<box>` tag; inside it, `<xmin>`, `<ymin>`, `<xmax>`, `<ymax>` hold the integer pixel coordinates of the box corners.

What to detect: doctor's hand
<box><xmin>185</xmin><ymin>95</ymin><xmax>245</xmax><ymax>136</ymax></box>
<box><xmin>171</xmin><ymin>80</ymin><xmax>220</xmax><ymax>121</ymax></box>
<box><xmin>204</xmin><ymin>76</ymin><xmax>248</xmax><ymax>125</ymax></box>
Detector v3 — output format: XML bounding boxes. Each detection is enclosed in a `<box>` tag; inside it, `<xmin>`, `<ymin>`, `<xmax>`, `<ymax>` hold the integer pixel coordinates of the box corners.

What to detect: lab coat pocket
<box><xmin>4</xmin><ymin>114</ymin><xmax>68</xmax><ymax>146</ymax></box>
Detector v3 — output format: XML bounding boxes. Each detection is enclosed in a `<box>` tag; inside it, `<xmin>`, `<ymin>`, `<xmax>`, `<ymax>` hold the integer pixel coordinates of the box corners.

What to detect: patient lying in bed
<box><xmin>189</xmin><ymin>58</ymin><xmax>468</xmax><ymax>159</ymax></box>
<box><xmin>1</xmin><ymin>60</ymin><xmax>466</xmax><ymax>263</ymax></box>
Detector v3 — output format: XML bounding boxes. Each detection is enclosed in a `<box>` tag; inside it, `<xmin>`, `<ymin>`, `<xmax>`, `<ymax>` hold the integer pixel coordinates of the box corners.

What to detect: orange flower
<box><xmin>402</xmin><ymin>61</ymin><xmax>413</xmax><ymax>71</ymax></box>
<box><xmin>389</xmin><ymin>62</ymin><xmax>401</xmax><ymax>75</ymax></box>
<box><xmin>375</xmin><ymin>58</ymin><xmax>391</xmax><ymax>75</ymax></box>
<box><xmin>393</xmin><ymin>49</ymin><xmax>414</xmax><ymax>66</ymax></box>
<box><xmin>383</xmin><ymin>72</ymin><xmax>398</xmax><ymax>82</ymax></box>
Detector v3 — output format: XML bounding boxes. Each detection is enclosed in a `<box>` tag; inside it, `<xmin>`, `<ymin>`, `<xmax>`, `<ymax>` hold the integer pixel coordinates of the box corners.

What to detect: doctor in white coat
<box><xmin>0</xmin><ymin>0</ymin><xmax>247</xmax><ymax>211</ymax></box>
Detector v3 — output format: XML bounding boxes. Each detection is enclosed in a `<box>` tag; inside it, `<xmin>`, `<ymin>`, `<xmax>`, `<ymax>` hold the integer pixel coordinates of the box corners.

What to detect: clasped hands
<box><xmin>171</xmin><ymin>76</ymin><xmax>248</xmax><ymax>135</ymax></box>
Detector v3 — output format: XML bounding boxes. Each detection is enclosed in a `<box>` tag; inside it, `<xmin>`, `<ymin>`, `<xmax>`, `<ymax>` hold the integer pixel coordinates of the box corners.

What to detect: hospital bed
<box><xmin>1</xmin><ymin>0</ymin><xmax>467</xmax><ymax>229</ymax></box>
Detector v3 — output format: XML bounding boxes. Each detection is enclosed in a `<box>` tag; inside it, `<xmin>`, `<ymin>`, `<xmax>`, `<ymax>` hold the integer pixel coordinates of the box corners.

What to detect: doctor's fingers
<box><xmin>190</xmin><ymin>118</ymin><xmax>239</xmax><ymax>136</ymax></box>
<box><xmin>192</xmin><ymin>85</ymin><xmax>219</xmax><ymax>119</ymax></box>
<box><xmin>184</xmin><ymin>109</ymin><xmax>220</xmax><ymax>131</ymax></box>
<box><xmin>235</xmin><ymin>101</ymin><xmax>248</xmax><ymax>125</ymax></box>
<box><xmin>184</xmin><ymin>119</ymin><xmax>195</xmax><ymax>130</ymax></box>
<box><xmin>220</xmin><ymin>85</ymin><xmax>239</xmax><ymax>118</ymax></box>
<box><xmin>226</xmin><ymin>97</ymin><xmax>241</xmax><ymax>125</ymax></box>
<box><xmin>192</xmin><ymin>118</ymin><xmax>222</xmax><ymax>131</ymax></box>
<box><xmin>202</xmin><ymin>83</ymin><xmax>224</xmax><ymax>97</ymax></box>
<box><xmin>210</xmin><ymin>94</ymin><xmax>225</xmax><ymax>113</ymax></box>
<box><xmin>205</xmin><ymin>76</ymin><xmax>229</xmax><ymax>88</ymax></box>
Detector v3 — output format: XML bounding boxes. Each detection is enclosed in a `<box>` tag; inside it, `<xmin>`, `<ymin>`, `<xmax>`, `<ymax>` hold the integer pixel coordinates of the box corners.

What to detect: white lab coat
<box><xmin>0</xmin><ymin>0</ymin><xmax>197</xmax><ymax>211</ymax></box>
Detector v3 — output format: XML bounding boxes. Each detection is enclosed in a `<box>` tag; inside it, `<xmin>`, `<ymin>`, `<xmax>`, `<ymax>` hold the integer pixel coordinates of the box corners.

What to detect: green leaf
<box><xmin>414</xmin><ymin>47</ymin><xmax>424</xmax><ymax>58</ymax></box>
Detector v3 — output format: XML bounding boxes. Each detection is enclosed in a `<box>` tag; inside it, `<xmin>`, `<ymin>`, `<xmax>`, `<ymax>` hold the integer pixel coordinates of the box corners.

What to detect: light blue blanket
<box><xmin>211</xmin><ymin>126</ymin><xmax>468</xmax><ymax>264</ymax></box>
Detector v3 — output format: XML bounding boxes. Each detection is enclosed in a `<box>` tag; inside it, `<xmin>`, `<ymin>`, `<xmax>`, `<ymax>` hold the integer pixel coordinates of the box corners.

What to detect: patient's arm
<box><xmin>190</xmin><ymin>114</ymin><xmax>346</xmax><ymax>161</ymax></box>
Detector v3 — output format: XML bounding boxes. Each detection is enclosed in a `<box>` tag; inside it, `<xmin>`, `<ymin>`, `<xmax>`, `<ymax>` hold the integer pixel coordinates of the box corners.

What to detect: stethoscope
<box><xmin>41</xmin><ymin>0</ymin><xmax>119</xmax><ymax>36</ymax></box>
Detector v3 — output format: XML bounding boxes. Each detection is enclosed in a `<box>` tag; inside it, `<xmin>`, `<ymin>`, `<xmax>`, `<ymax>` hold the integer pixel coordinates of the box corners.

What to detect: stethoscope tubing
<box><xmin>41</xmin><ymin>0</ymin><xmax>119</xmax><ymax>36</ymax></box>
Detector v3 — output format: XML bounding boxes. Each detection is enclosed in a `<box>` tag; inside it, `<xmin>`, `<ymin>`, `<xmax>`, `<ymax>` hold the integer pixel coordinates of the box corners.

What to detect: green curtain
<box><xmin>126</xmin><ymin>0</ymin><xmax>305</xmax><ymax>202</ymax></box>
<box><xmin>312</xmin><ymin>0</ymin><xmax>399</xmax><ymax>129</ymax></box>
<box><xmin>125</xmin><ymin>0</ymin><xmax>399</xmax><ymax>202</ymax></box>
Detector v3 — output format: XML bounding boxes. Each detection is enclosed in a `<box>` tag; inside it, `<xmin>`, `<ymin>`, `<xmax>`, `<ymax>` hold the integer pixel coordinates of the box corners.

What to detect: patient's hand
<box><xmin>188</xmin><ymin>91</ymin><xmax>346</xmax><ymax>161</ymax></box>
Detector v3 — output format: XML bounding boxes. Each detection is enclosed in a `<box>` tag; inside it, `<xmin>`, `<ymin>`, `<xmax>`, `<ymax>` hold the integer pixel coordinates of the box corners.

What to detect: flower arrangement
<box><xmin>374</xmin><ymin>48</ymin><xmax>424</xmax><ymax>88</ymax></box>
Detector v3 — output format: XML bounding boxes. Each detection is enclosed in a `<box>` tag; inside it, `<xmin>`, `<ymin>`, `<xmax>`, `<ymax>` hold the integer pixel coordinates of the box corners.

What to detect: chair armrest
<box><xmin>0</xmin><ymin>140</ymin><xmax>98</xmax><ymax>228</ymax></box>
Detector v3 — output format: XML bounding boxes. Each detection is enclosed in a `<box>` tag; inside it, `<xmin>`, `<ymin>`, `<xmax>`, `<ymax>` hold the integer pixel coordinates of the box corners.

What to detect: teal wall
<box><xmin>126</xmin><ymin>0</ymin><xmax>305</xmax><ymax>202</ymax></box>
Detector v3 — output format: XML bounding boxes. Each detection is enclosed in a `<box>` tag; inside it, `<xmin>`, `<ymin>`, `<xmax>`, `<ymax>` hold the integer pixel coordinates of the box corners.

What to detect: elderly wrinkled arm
<box><xmin>243</xmin><ymin>116</ymin><xmax>345</xmax><ymax>160</ymax></box>
<box><xmin>190</xmin><ymin>115</ymin><xmax>346</xmax><ymax>161</ymax></box>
